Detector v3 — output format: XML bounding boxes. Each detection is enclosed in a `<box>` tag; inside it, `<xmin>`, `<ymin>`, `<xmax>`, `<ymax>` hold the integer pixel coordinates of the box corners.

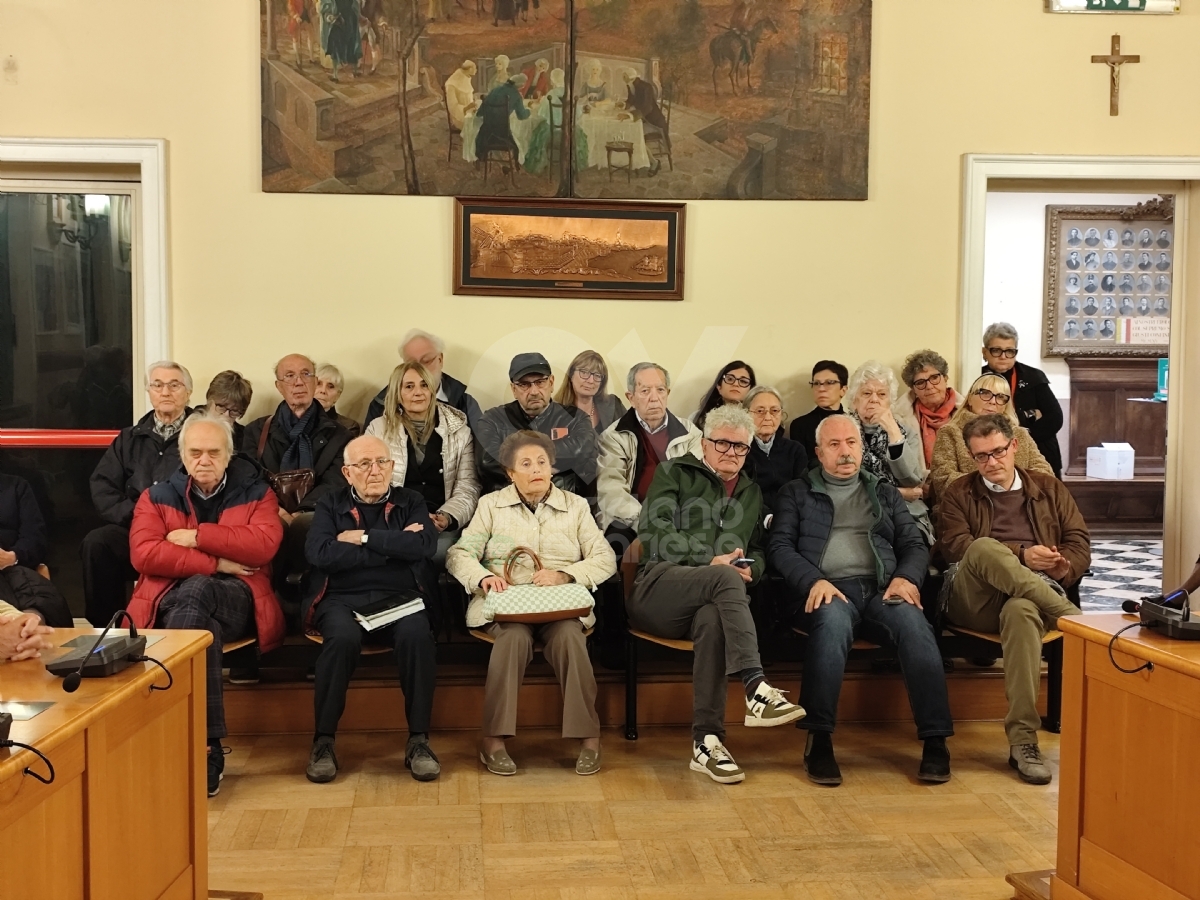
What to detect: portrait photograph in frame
<box><xmin>454</xmin><ymin>197</ymin><xmax>685</xmax><ymax>300</ymax></box>
<box><xmin>1043</xmin><ymin>197</ymin><xmax>1174</xmax><ymax>358</ymax></box>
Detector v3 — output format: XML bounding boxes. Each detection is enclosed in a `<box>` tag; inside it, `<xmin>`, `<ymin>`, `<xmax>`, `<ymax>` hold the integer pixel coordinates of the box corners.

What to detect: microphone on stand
<box><xmin>62</xmin><ymin>610</ymin><xmax>138</xmax><ymax>693</ymax></box>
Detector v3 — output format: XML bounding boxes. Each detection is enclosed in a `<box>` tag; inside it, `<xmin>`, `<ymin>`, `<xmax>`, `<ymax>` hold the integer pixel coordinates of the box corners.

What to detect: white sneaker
<box><xmin>689</xmin><ymin>734</ymin><xmax>746</xmax><ymax>784</ymax></box>
<box><xmin>745</xmin><ymin>682</ymin><xmax>806</xmax><ymax>727</ymax></box>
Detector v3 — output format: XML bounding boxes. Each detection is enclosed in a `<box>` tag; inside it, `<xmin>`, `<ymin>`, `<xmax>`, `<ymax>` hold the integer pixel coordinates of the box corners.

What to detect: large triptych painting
<box><xmin>260</xmin><ymin>0</ymin><xmax>871</xmax><ymax>200</ymax></box>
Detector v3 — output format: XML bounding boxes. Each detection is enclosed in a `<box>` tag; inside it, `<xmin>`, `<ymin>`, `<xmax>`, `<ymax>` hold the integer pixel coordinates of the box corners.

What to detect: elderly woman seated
<box><xmin>365</xmin><ymin>361</ymin><xmax>480</xmax><ymax>564</ymax></box>
<box><xmin>315</xmin><ymin>364</ymin><xmax>362</xmax><ymax>438</ymax></box>
<box><xmin>847</xmin><ymin>361</ymin><xmax>933</xmax><ymax>543</ymax></box>
<box><xmin>743</xmin><ymin>386</ymin><xmax>808</xmax><ymax>521</ymax></box>
<box><xmin>901</xmin><ymin>350</ymin><xmax>964</xmax><ymax>470</ymax></box>
<box><xmin>446</xmin><ymin>430</ymin><xmax>616</xmax><ymax>777</ymax></box>
<box><xmin>201</xmin><ymin>370</ymin><xmax>254</xmax><ymax>447</ymax></box>
<box><xmin>929</xmin><ymin>373</ymin><xmax>1053</xmax><ymax>502</ymax></box>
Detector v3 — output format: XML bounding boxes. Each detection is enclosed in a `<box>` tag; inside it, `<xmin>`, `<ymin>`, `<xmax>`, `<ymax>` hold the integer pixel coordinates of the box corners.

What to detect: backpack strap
<box><xmin>256</xmin><ymin>413</ymin><xmax>274</xmax><ymax>462</ymax></box>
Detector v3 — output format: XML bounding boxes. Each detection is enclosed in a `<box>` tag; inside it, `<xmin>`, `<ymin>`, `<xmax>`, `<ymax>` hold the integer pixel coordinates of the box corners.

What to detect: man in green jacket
<box><xmin>628</xmin><ymin>405</ymin><xmax>805</xmax><ymax>785</ymax></box>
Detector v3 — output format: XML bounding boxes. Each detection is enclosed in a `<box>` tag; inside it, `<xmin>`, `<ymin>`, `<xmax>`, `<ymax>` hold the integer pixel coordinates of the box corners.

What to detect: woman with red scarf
<box><xmin>901</xmin><ymin>349</ymin><xmax>964</xmax><ymax>472</ymax></box>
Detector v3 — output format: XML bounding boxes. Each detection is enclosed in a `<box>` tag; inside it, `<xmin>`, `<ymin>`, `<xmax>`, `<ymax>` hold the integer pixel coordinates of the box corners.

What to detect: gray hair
<box><xmin>343</xmin><ymin>434</ymin><xmax>394</xmax><ymax>466</ymax></box>
<box><xmin>179</xmin><ymin>412</ymin><xmax>233</xmax><ymax>456</ymax></box>
<box><xmin>702</xmin><ymin>404</ymin><xmax>754</xmax><ymax>440</ymax></box>
<box><xmin>274</xmin><ymin>354</ymin><xmax>316</xmax><ymax>380</ymax></box>
<box><xmin>626</xmin><ymin>361</ymin><xmax>671</xmax><ymax>393</ymax></box>
<box><xmin>846</xmin><ymin>360</ymin><xmax>900</xmax><ymax>408</ymax></box>
<box><xmin>900</xmin><ymin>350</ymin><xmax>949</xmax><ymax>387</ymax></box>
<box><xmin>814</xmin><ymin>413</ymin><xmax>862</xmax><ymax>447</ymax></box>
<box><xmin>983</xmin><ymin>321</ymin><xmax>1019</xmax><ymax>346</ymax></box>
<box><xmin>315</xmin><ymin>363</ymin><xmax>344</xmax><ymax>393</ymax></box>
<box><xmin>511</xmin><ymin>73</ymin><xmax>528</xmax><ymax>86</ymax></box>
<box><xmin>743</xmin><ymin>385</ymin><xmax>783</xmax><ymax>410</ymax></box>
<box><xmin>146</xmin><ymin>360</ymin><xmax>193</xmax><ymax>392</ymax></box>
<box><xmin>398</xmin><ymin>328</ymin><xmax>445</xmax><ymax>358</ymax></box>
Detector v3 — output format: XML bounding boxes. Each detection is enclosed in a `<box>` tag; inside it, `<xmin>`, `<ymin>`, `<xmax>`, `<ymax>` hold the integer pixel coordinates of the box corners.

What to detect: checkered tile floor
<box><xmin>1079</xmin><ymin>539</ymin><xmax>1163</xmax><ymax>613</ymax></box>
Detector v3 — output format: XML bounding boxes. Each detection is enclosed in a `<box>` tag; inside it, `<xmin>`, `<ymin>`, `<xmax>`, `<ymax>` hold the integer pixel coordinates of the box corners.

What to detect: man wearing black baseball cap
<box><xmin>474</xmin><ymin>352</ymin><xmax>600</xmax><ymax>495</ymax></box>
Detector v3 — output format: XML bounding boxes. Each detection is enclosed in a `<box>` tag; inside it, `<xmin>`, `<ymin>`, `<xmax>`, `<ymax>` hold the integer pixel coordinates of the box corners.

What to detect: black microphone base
<box><xmin>1139</xmin><ymin>603</ymin><xmax>1200</xmax><ymax>641</ymax></box>
<box><xmin>46</xmin><ymin>635</ymin><xmax>148</xmax><ymax>679</ymax></box>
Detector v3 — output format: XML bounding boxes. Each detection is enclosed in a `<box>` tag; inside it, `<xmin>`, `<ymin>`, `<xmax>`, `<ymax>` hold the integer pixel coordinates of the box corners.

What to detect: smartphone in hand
<box><xmin>732</xmin><ymin>558</ymin><xmax>754</xmax><ymax>569</ymax></box>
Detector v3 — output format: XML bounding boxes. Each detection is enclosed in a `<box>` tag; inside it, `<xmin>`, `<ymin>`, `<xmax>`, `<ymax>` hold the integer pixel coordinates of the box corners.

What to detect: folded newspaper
<box><xmin>353</xmin><ymin>594</ymin><xmax>426</xmax><ymax>632</ymax></box>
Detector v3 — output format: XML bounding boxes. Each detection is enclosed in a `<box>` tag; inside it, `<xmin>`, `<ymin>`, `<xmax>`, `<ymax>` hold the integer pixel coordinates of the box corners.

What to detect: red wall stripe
<box><xmin>0</xmin><ymin>430</ymin><xmax>120</xmax><ymax>448</ymax></box>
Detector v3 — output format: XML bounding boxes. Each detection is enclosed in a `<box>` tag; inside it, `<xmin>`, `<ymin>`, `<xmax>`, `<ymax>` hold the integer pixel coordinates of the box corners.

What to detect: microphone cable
<box><xmin>1108</xmin><ymin>621</ymin><xmax>1154</xmax><ymax>675</ymax></box>
<box><xmin>1</xmin><ymin>740</ymin><xmax>56</xmax><ymax>784</ymax></box>
<box><xmin>135</xmin><ymin>655</ymin><xmax>173</xmax><ymax>692</ymax></box>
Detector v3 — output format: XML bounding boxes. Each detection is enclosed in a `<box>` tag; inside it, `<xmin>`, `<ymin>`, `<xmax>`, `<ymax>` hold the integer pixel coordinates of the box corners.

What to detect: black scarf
<box><xmin>851</xmin><ymin>412</ymin><xmax>901</xmax><ymax>486</ymax></box>
<box><xmin>278</xmin><ymin>400</ymin><xmax>320</xmax><ymax>471</ymax></box>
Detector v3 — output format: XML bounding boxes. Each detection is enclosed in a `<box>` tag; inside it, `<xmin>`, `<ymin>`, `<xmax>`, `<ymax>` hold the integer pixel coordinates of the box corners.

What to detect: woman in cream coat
<box><xmin>365</xmin><ymin>361</ymin><xmax>480</xmax><ymax>563</ymax></box>
<box><xmin>929</xmin><ymin>373</ymin><xmax>1054</xmax><ymax>503</ymax></box>
<box><xmin>446</xmin><ymin>430</ymin><xmax>616</xmax><ymax>778</ymax></box>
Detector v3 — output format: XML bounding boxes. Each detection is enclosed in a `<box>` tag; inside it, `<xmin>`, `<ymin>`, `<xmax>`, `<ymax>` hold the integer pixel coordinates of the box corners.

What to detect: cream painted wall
<box><xmin>3</xmin><ymin>1</ymin><xmax>1200</xmax><ymax>424</ymax></box>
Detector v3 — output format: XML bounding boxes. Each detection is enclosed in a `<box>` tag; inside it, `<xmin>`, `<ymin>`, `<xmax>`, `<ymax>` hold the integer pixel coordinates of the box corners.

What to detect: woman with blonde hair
<box><xmin>365</xmin><ymin>361</ymin><xmax>480</xmax><ymax>562</ymax></box>
<box><xmin>929</xmin><ymin>373</ymin><xmax>1053</xmax><ymax>502</ymax></box>
<box><xmin>554</xmin><ymin>350</ymin><xmax>625</xmax><ymax>433</ymax></box>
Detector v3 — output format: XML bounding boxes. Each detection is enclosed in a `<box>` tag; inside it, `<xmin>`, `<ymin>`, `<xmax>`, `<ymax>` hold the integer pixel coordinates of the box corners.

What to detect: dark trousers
<box><xmin>627</xmin><ymin>561</ymin><xmax>762</xmax><ymax>743</ymax></box>
<box><xmin>156</xmin><ymin>575</ymin><xmax>254</xmax><ymax>741</ymax></box>
<box><xmin>81</xmin><ymin>524</ymin><xmax>136</xmax><ymax>626</ymax></box>
<box><xmin>799</xmin><ymin>577</ymin><xmax>953</xmax><ymax>739</ymax></box>
<box><xmin>312</xmin><ymin>598</ymin><xmax>437</xmax><ymax>736</ymax></box>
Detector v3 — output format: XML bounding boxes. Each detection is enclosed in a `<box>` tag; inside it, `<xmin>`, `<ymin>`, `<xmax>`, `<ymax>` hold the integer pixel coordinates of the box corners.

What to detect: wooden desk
<box><xmin>0</xmin><ymin>628</ymin><xmax>211</xmax><ymax>900</ymax></box>
<box><xmin>1049</xmin><ymin>614</ymin><xmax>1200</xmax><ymax>900</ymax></box>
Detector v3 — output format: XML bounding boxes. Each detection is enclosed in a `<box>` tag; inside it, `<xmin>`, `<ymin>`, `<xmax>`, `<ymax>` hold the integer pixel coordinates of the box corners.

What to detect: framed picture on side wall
<box><xmin>1043</xmin><ymin>197</ymin><xmax>1174</xmax><ymax>358</ymax></box>
<box><xmin>1045</xmin><ymin>1</ymin><xmax>1179</xmax><ymax>12</ymax></box>
<box><xmin>453</xmin><ymin>197</ymin><xmax>685</xmax><ymax>300</ymax></box>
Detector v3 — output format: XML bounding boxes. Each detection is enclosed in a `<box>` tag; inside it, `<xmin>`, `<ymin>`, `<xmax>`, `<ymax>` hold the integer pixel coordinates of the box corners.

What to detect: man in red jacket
<box><xmin>128</xmin><ymin>414</ymin><xmax>284</xmax><ymax>798</ymax></box>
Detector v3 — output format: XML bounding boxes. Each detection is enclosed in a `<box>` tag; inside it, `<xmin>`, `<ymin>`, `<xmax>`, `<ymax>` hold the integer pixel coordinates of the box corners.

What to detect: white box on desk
<box><xmin>1086</xmin><ymin>443</ymin><xmax>1135</xmax><ymax>480</ymax></box>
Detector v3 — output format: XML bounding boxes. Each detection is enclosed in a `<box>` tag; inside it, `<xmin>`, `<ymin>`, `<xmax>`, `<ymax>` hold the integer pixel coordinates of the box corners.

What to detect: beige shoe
<box><xmin>479</xmin><ymin>744</ymin><xmax>517</xmax><ymax>776</ymax></box>
<box><xmin>575</xmin><ymin>746</ymin><xmax>602</xmax><ymax>776</ymax></box>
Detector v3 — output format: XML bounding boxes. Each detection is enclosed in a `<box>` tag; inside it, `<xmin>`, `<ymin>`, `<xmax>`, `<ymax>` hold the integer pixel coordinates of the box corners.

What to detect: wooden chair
<box><xmin>605</xmin><ymin>141</ymin><xmax>634</xmax><ymax>182</ymax></box>
<box><xmin>480</xmin><ymin>135</ymin><xmax>518</xmax><ymax>186</ymax></box>
<box><xmin>36</xmin><ymin>564</ymin><xmax>50</xmax><ymax>580</ymax></box>
<box><xmin>943</xmin><ymin>623</ymin><xmax>1067</xmax><ymax>732</ymax></box>
<box><xmin>791</xmin><ymin>627</ymin><xmax>881</xmax><ymax>653</ymax></box>
<box><xmin>469</xmin><ymin>624</ymin><xmax>595</xmax><ymax>653</ymax></box>
<box><xmin>444</xmin><ymin>99</ymin><xmax>462</xmax><ymax>162</ymax></box>
<box><xmin>304</xmin><ymin>633</ymin><xmax>392</xmax><ymax>656</ymax></box>
<box><xmin>642</xmin><ymin>86</ymin><xmax>673</xmax><ymax>172</ymax></box>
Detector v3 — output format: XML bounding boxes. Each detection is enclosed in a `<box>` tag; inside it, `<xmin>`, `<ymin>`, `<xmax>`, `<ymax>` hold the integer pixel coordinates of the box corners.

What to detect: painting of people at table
<box><xmin>259</xmin><ymin>0</ymin><xmax>871</xmax><ymax>200</ymax></box>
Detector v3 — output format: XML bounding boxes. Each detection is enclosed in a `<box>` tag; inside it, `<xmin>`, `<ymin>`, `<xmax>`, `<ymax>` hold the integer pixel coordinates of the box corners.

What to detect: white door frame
<box><xmin>0</xmin><ymin>137</ymin><xmax>170</xmax><ymax>393</ymax></box>
<box><xmin>961</xmin><ymin>153</ymin><xmax>1200</xmax><ymax>586</ymax></box>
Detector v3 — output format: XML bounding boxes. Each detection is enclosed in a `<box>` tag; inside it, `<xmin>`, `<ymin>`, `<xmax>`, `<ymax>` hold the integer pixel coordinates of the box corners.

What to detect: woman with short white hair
<box><xmin>847</xmin><ymin>361</ymin><xmax>933</xmax><ymax>542</ymax></box>
<box><xmin>314</xmin><ymin>364</ymin><xmax>361</xmax><ymax>437</ymax></box>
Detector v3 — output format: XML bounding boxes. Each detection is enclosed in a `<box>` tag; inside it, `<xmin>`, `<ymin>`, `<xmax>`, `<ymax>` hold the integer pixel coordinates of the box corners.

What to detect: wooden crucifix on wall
<box><xmin>1091</xmin><ymin>34</ymin><xmax>1140</xmax><ymax>116</ymax></box>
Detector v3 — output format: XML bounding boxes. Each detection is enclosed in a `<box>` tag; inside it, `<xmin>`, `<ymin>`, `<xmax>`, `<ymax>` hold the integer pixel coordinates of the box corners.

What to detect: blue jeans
<box><xmin>798</xmin><ymin>577</ymin><xmax>953</xmax><ymax>739</ymax></box>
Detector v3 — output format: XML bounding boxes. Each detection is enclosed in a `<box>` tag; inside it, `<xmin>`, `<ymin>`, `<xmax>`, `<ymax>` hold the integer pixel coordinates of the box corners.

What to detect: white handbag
<box><xmin>481</xmin><ymin>547</ymin><xmax>595</xmax><ymax>624</ymax></box>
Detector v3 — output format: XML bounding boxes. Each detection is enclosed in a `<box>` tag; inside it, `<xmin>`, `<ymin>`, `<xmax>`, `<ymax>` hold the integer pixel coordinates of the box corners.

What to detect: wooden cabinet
<box><xmin>0</xmin><ymin>630</ymin><xmax>210</xmax><ymax>900</ymax></box>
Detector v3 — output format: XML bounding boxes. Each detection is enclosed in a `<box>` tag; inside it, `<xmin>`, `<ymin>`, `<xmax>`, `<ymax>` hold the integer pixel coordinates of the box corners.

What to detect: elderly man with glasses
<box><xmin>364</xmin><ymin>329</ymin><xmax>483</xmax><ymax>430</ymax></box>
<box><xmin>302</xmin><ymin>435</ymin><xmax>440</xmax><ymax>785</ymax></box>
<box><xmin>981</xmin><ymin>322</ymin><xmax>1064</xmax><ymax>478</ymax></box>
<box><xmin>938</xmin><ymin>413</ymin><xmax>1088</xmax><ymax>785</ymax></box>
<box><xmin>83</xmin><ymin>360</ymin><xmax>196</xmax><ymax>625</ymax></box>
<box><xmin>473</xmin><ymin>352</ymin><xmax>599</xmax><ymax>495</ymax></box>
<box><xmin>627</xmin><ymin>404</ymin><xmax>805</xmax><ymax>786</ymax></box>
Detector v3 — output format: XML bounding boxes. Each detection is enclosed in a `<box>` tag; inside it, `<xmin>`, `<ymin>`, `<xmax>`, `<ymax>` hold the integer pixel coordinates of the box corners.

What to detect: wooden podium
<box><xmin>0</xmin><ymin>628</ymin><xmax>212</xmax><ymax>900</ymax></box>
<box><xmin>1009</xmin><ymin>614</ymin><xmax>1200</xmax><ymax>900</ymax></box>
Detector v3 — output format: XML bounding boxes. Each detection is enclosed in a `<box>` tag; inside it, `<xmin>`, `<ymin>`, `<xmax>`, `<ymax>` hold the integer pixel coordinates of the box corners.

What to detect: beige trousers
<box><xmin>947</xmin><ymin>538</ymin><xmax>1078</xmax><ymax>747</ymax></box>
<box><xmin>482</xmin><ymin>619</ymin><xmax>600</xmax><ymax>739</ymax></box>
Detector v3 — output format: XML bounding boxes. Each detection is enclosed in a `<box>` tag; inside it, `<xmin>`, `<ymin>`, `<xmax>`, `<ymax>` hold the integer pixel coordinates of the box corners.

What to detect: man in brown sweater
<box><xmin>937</xmin><ymin>414</ymin><xmax>1089</xmax><ymax>785</ymax></box>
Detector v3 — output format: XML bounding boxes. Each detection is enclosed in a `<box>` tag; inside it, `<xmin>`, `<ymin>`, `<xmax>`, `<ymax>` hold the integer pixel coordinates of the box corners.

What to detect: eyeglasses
<box><xmin>971</xmin><ymin>443</ymin><xmax>1014</xmax><ymax>465</ymax></box>
<box><xmin>574</xmin><ymin>370</ymin><xmax>604</xmax><ymax>383</ymax></box>
<box><xmin>278</xmin><ymin>370</ymin><xmax>315</xmax><ymax>384</ymax></box>
<box><xmin>912</xmin><ymin>373</ymin><xmax>945</xmax><ymax>390</ymax></box>
<box><xmin>810</xmin><ymin>379</ymin><xmax>842</xmax><ymax>389</ymax></box>
<box><xmin>704</xmin><ymin>438</ymin><xmax>750</xmax><ymax>457</ymax></box>
<box><xmin>749</xmin><ymin>406</ymin><xmax>783</xmax><ymax>418</ymax></box>
<box><xmin>512</xmin><ymin>376</ymin><xmax>550</xmax><ymax>391</ymax></box>
<box><xmin>213</xmin><ymin>402</ymin><xmax>245</xmax><ymax>419</ymax></box>
<box><xmin>148</xmin><ymin>380</ymin><xmax>187</xmax><ymax>393</ymax></box>
<box><xmin>973</xmin><ymin>389</ymin><xmax>1010</xmax><ymax>405</ymax></box>
<box><xmin>346</xmin><ymin>458</ymin><xmax>395</xmax><ymax>473</ymax></box>
<box><xmin>985</xmin><ymin>347</ymin><xmax>1018</xmax><ymax>359</ymax></box>
<box><xmin>722</xmin><ymin>374</ymin><xmax>752</xmax><ymax>389</ymax></box>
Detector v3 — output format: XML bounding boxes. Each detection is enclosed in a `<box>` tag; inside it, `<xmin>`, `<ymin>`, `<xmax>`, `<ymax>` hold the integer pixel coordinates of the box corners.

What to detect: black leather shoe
<box><xmin>803</xmin><ymin>731</ymin><xmax>842</xmax><ymax>786</ymax></box>
<box><xmin>918</xmin><ymin>736</ymin><xmax>952</xmax><ymax>783</ymax></box>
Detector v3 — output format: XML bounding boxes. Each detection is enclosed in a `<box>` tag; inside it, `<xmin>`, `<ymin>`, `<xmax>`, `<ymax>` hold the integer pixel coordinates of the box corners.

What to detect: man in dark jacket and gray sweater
<box><xmin>769</xmin><ymin>414</ymin><xmax>953</xmax><ymax>786</ymax></box>
<box><xmin>363</xmin><ymin>330</ymin><xmax>483</xmax><ymax>430</ymax></box>
<box><xmin>302</xmin><ymin>435</ymin><xmax>439</xmax><ymax>785</ymax></box>
<box><xmin>84</xmin><ymin>360</ymin><xmax>195</xmax><ymax>625</ymax></box>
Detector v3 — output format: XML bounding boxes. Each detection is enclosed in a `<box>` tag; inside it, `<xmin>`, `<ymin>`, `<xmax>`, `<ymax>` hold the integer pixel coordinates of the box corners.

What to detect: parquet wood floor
<box><xmin>208</xmin><ymin>722</ymin><xmax>1057</xmax><ymax>900</ymax></box>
